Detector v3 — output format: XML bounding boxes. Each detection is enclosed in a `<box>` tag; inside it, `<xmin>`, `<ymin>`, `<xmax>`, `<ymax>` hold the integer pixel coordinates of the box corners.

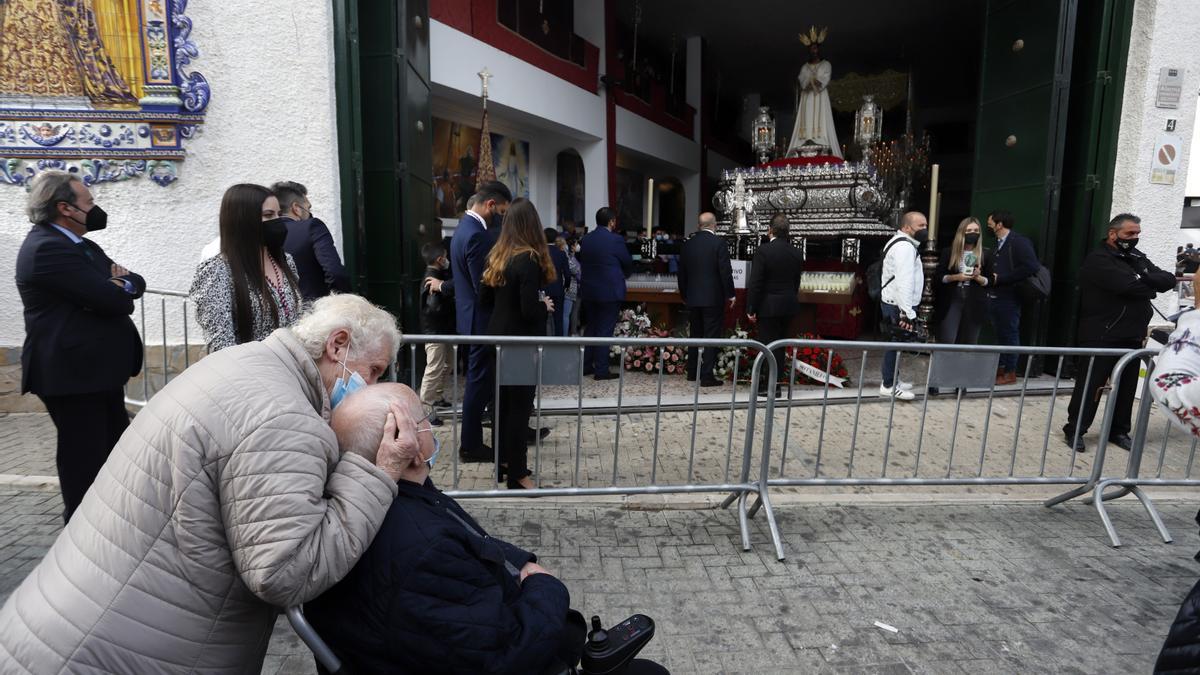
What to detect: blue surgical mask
<box><xmin>424</xmin><ymin>435</ymin><xmax>441</xmax><ymax>468</ymax></box>
<box><xmin>329</xmin><ymin>349</ymin><xmax>367</xmax><ymax>409</ymax></box>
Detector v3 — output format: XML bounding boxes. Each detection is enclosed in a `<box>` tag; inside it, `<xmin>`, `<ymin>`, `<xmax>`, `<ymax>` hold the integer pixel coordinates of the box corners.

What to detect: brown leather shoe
<box><xmin>995</xmin><ymin>371</ymin><xmax>1017</xmax><ymax>386</ymax></box>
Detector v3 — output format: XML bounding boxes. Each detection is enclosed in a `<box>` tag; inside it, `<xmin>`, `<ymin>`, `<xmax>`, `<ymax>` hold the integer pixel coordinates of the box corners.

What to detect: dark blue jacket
<box><xmin>15</xmin><ymin>224</ymin><xmax>145</xmax><ymax>396</ymax></box>
<box><xmin>306</xmin><ymin>478</ymin><xmax>571</xmax><ymax>675</ymax></box>
<box><xmin>450</xmin><ymin>212</ymin><xmax>498</xmax><ymax>335</ymax></box>
<box><xmin>577</xmin><ymin>227</ymin><xmax>633</xmax><ymax>303</ymax></box>
<box><xmin>282</xmin><ymin>216</ymin><xmax>351</xmax><ymax>301</ymax></box>
<box><xmin>545</xmin><ymin>245</ymin><xmax>570</xmax><ymax>305</ymax></box>
<box><xmin>991</xmin><ymin>230</ymin><xmax>1039</xmax><ymax>295</ymax></box>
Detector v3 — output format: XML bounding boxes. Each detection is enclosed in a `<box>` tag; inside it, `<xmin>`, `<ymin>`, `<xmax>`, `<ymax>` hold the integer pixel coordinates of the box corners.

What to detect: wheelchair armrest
<box><xmin>285</xmin><ymin>605</ymin><xmax>346</xmax><ymax>675</ymax></box>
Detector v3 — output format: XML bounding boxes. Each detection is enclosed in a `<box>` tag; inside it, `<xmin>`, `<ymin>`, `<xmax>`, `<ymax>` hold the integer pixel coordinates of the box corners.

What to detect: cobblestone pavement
<box><xmin>0</xmin><ymin>486</ymin><xmax>1197</xmax><ymax>674</ymax></box>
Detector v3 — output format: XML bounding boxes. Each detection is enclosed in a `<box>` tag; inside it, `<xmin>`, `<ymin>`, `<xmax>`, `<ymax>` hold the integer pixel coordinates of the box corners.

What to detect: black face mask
<box><xmin>912</xmin><ymin>228</ymin><xmax>929</xmax><ymax>243</ymax></box>
<box><xmin>263</xmin><ymin>217</ymin><xmax>289</xmax><ymax>249</ymax></box>
<box><xmin>65</xmin><ymin>202</ymin><xmax>108</xmax><ymax>231</ymax></box>
<box><xmin>964</xmin><ymin>233</ymin><xmax>980</xmax><ymax>246</ymax></box>
<box><xmin>492</xmin><ymin>212</ymin><xmax>505</xmax><ymax>230</ymax></box>
<box><xmin>1115</xmin><ymin>237</ymin><xmax>1138</xmax><ymax>253</ymax></box>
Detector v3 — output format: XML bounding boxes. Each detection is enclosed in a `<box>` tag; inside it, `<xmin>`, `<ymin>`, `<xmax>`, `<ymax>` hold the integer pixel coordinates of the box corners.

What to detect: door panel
<box><xmin>971</xmin><ymin>0</ymin><xmax>1078</xmax><ymax>349</ymax></box>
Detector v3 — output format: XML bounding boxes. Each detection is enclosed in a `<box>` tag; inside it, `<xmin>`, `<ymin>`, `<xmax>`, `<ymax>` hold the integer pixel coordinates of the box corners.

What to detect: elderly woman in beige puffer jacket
<box><xmin>0</xmin><ymin>293</ymin><xmax>415</xmax><ymax>674</ymax></box>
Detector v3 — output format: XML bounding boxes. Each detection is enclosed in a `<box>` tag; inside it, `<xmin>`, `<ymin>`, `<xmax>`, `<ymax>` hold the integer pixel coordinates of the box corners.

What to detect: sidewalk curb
<box><xmin>0</xmin><ymin>474</ymin><xmax>59</xmax><ymax>491</ymax></box>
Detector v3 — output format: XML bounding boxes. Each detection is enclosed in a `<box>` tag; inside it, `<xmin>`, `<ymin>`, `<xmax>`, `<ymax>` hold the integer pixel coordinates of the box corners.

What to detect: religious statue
<box><xmin>785</xmin><ymin>26</ymin><xmax>842</xmax><ymax>159</ymax></box>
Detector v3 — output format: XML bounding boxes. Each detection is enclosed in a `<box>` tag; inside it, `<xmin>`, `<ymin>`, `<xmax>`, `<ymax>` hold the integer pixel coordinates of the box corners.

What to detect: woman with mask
<box><xmin>934</xmin><ymin>217</ymin><xmax>994</xmax><ymax>346</ymax></box>
<box><xmin>479</xmin><ymin>198</ymin><xmax>557</xmax><ymax>490</ymax></box>
<box><xmin>191</xmin><ymin>184</ymin><xmax>304</xmax><ymax>352</ymax></box>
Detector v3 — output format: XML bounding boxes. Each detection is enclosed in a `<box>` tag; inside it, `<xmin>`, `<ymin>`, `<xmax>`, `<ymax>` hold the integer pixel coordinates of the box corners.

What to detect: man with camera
<box><xmin>878</xmin><ymin>211</ymin><xmax>927</xmax><ymax>401</ymax></box>
<box><xmin>1063</xmin><ymin>213</ymin><xmax>1175</xmax><ymax>452</ymax></box>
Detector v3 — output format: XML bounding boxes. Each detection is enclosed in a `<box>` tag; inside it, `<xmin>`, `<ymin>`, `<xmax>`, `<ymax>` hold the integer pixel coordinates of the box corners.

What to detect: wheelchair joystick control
<box><xmin>588</xmin><ymin>615</ymin><xmax>608</xmax><ymax>648</ymax></box>
<box><xmin>580</xmin><ymin>613</ymin><xmax>655</xmax><ymax>674</ymax></box>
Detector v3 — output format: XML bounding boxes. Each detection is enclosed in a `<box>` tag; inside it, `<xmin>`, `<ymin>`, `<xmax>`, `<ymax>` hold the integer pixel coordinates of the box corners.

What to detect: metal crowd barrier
<box><xmin>1054</xmin><ymin>348</ymin><xmax>1200</xmax><ymax>547</ymax></box>
<box><xmin>401</xmin><ymin>333</ymin><xmax>785</xmax><ymax>560</ymax></box>
<box><xmin>123</xmin><ymin>288</ymin><xmax>206</xmax><ymax>410</ymax></box>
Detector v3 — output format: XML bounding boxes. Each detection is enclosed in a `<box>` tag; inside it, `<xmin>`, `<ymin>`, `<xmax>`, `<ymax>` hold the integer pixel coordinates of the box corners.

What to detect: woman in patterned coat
<box><xmin>190</xmin><ymin>183</ymin><xmax>304</xmax><ymax>351</ymax></box>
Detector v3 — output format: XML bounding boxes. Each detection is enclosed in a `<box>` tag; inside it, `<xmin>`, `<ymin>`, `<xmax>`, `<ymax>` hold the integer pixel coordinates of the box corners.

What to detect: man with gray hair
<box><xmin>15</xmin><ymin>169</ymin><xmax>145</xmax><ymax>522</ymax></box>
<box><xmin>0</xmin><ymin>294</ymin><xmax>413</xmax><ymax>673</ymax></box>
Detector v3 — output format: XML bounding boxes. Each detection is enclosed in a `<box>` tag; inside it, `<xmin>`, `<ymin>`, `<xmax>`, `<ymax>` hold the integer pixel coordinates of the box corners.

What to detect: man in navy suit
<box><xmin>450</xmin><ymin>181</ymin><xmax>511</xmax><ymax>461</ymax></box>
<box><xmin>15</xmin><ymin>170</ymin><xmax>145</xmax><ymax>523</ymax></box>
<box><xmin>985</xmin><ymin>209</ymin><xmax>1040</xmax><ymax>385</ymax></box>
<box><xmin>577</xmin><ymin>207</ymin><xmax>633</xmax><ymax>379</ymax></box>
<box><xmin>273</xmin><ymin>181</ymin><xmax>351</xmax><ymax>301</ymax></box>
<box><xmin>678</xmin><ymin>212</ymin><xmax>735</xmax><ymax>386</ymax></box>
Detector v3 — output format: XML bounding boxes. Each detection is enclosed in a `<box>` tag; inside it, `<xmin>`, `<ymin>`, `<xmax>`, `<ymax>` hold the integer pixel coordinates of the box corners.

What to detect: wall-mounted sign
<box><xmin>1150</xmin><ymin>133</ymin><xmax>1182</xmax><ymax>185</ymax></box>
<box><xmin>1156</xmin><ymin>67</ymin><xmax>1184</xmax><ymax>109</ymax></box>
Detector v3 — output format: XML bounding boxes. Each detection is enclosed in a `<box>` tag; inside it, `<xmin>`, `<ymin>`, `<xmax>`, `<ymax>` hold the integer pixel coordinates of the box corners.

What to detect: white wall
<box><xmin>1110</xmin><ymin>0</ymin><xmax>1200</xmax><ymax>313</ymax></box>
<box><xmin>0</xmin><ymin>0</ymin><xmax>343</xmax><ymax>348</ymax></box>
<box><xmin>1188</xmin><ymin>94</ymin><xmax>1200</xmax><ymax>198</ymax></box>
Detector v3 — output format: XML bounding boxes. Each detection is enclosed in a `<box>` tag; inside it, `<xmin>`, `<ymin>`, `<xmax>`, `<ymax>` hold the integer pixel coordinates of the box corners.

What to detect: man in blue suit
<box><xmin>450</xmin><ymin>181</ymin><xmax>511</xmax><ymax>461</ymax></box>
<box><xmin>15</xmin><ymin>170</ymin><xmax>145</xmax><ymax>522</ymax></box>
<box><xmin>578</xmin><ymin>207</ymin><xmax>633</xmax><ymax>379</ymax></box>
<box><xmin>272</xmin><ymin>181</ymin><xmax>351</xmax><ymax>301</ymax></box>
<box><xmin>985</xmin><ymin>209</ymin><xmax>1040</xmax><ymax>385</ymax></box>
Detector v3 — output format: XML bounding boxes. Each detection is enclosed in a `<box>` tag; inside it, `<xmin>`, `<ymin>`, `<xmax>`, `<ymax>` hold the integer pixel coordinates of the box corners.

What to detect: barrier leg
<box><xmin>1092</xmin><ymin>480</ymin><xmax>1123</xmax><ymax>548</ymax></box>
<box><xmin>757</xmin><ymin>484</ymin><xmax>786</xmax><ymax>561</ymax></box>
<box><xmin>1044</xmin><ymin>484</ymin><xmax>1093</xmax><ymax>508</ymax></box>
<box><xmin>748</xmin><ymin>494</ymin><xmax>763</xmax><ymax>519</ymax></box>
<box><xmin>1130</xmin><ymin>485</ymin><xmax>1173</xmax><ymax>544</ymax></box>
<box><xmin>1082</xmin><ymin>485</ymin><xmax>1131</xmax><ymax>506</ymax></box>
<box><xmin>719</xmin><ymin>491</ymin><xmax>739</xmax><ymax>510</ymax></box>
<box><xmin>737</xmin><ymin>492</ymin><xmax>751</xmax><ymax>552</ymax></box>
<box><xmin>285</xmin><ymin>606</ymin><xmax>343</xmax><ymax>674</ymax></box>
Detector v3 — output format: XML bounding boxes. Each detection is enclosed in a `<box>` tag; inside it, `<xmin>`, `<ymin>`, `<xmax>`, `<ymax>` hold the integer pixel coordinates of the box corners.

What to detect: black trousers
<box><xmin>755</xmin><ymin>314</ymin><xmax>791</xmax><ymax>387</ymax></box>
<box><xmin>38</xmin><ymin>389</ymin><xmax>128</xmax><ymax>523</ymax></box>
<box><xmin>498</xmin><ymin>384</ymin><xmax>536</xmax><ymax>487</ymax></box>
<box><xmin>1066</xmin><ymin>347</ymin><xmax>1140</xmax><ymax>437</ymax></box>
<box><xmin>686</xmin><ymin>306</ymin><xmax>724</xmax><ymax>380</ymax></box>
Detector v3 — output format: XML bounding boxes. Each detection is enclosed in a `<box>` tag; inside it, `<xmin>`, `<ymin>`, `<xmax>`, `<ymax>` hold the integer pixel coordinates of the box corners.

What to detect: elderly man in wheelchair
<box><xmin>300</xmin><ymin>383</ymin><xmax>666</xmax><ymax>675</ymax></box>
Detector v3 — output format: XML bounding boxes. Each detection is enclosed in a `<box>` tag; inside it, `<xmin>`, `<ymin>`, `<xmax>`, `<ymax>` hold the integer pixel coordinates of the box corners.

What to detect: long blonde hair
<box><xmin>482</xmin><ymin>198</ymin><xmax>557</xmax><ymax>287</ymax></box>
<box><xmin>948</xmin><ymin>217</ymin><xmax>985</xmax><ymax>270</ymax></box>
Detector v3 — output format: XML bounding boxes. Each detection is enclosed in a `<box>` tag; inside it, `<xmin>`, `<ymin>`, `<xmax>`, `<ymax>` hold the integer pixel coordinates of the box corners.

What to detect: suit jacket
<box><xmin>678</xmin><ymin>230</ymin><xmax>734</xmax><ymax>308</ymax></box>
<box><xmin>992</xmin><ymin>230</ymin><xmax>1040</xmax><ymax>293</ymax></box>
<box><xmin>544</xmin><ymin>245</ymin><xmax>569</xmax><ymax>305</ymax></box>
<box><xmin>15</xmin><ymin>224</ymin><xmax>145</xmax><ymax>396</ymax></box>
<box><xmin>283</xmin><ymin>217</ymin><xmax>351</xmax><ymax>301</ymax></box>
<box><xmin>577</xmin><ymin>227</ymin><xmax>633</xmax><ymax>303</ymax></box>
<box><xmin>746</xmin><ymin>237</ymin><xmax>804</xmax><ymax>317</ymax></box>
<box><xmin>450</xmin><ymin>212</ymin><xmax>499</xmax><ymax>335</ymax></box>
<box><xmin>480</xmin><ymin>252</ymin><xmax>549</xmax><ymax>337</ymax></box>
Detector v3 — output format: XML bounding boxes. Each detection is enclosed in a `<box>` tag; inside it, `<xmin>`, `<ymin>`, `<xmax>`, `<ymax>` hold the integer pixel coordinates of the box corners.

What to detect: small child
<box><xmin>419</xmin><ymin>241</ymin><xmax>455</xmax><ymax>425</ymax></box>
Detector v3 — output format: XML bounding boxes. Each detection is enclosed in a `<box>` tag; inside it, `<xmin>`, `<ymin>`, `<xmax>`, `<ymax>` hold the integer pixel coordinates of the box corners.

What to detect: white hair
<box><xmin>290</xmin><ymin>293</ymin><xmax>401</xmax><ymax>361</ymax></box>
<box><xmin>26</xmin><ymin>170</ymin><xmax>80</xmax><ymax>224</ymax></box>
<box><xmin>332</xmin><ymin>384</ymin><xmax>422</xmax><ymax>463</ymax></box>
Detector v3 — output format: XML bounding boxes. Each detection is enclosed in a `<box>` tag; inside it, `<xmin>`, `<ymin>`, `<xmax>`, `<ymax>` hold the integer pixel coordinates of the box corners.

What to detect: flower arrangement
<box><xmin>610</xmin><ymin>305</ymin><xmax>653</xmax><ymax>360</ymax></box>
<box><xmin>623</xmin><ymin>327</ymin><xmax>688</xmax><ymax>374</ymax></box>
<box><xmin>713</xmin><ymin>325</ymin><xmax>752</xmax><ymax>382</ymax></box>
<box><xmin>785</xmin><ymin>333</ymin><xmax>850</xmax><ymax>386</ymax></box>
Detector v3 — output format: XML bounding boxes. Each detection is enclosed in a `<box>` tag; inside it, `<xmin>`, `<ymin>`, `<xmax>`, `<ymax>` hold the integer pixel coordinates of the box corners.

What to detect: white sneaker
<box><xmin>897</xmin><ymin>380</ymin><xmax>914</xmax><ymax>391</ymax></box>
<box><xmin>879</xmin><ymin>384</ymin><xmax>915</xmax><ymax>401</ymax></box>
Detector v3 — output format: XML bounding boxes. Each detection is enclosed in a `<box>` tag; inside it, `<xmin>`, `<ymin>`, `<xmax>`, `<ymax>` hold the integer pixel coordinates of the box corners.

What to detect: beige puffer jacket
<box><xmin>0</xmin><ymin>329</ymin><xmax>397</xmax><ymax>674</ymax></box>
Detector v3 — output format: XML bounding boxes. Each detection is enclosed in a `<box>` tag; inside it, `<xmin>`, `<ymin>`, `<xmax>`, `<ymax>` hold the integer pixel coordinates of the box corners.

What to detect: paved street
<box><xmin>0</xmin><ymin>483</ymin><xmax>1196</xmax><ymax>673</ymax></box>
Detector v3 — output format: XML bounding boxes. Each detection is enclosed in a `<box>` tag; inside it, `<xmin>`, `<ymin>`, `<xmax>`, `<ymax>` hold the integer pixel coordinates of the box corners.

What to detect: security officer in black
<box><xmin>1063</xmin><ymin>213</ymin><xmax>1175</xmax><ymax>452</ymax></box>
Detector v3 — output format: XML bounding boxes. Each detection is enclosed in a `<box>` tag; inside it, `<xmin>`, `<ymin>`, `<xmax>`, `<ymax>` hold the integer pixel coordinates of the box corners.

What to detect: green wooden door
<box><xmin>970</xmin><ymin>0</ymin><xmax>1078</xmax><ymax>347</ymax></box>
<box><xmin>334</xmin><ymin>0</ymin><xmax>432</xmax><ymax>331</ymax></box>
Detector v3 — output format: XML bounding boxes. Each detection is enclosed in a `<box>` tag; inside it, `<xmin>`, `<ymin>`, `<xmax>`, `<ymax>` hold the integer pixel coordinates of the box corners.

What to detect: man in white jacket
<box><xmin>879</xmin><ymin>211</ymin><xmax>928</xmax><ymax>401</ymax></box>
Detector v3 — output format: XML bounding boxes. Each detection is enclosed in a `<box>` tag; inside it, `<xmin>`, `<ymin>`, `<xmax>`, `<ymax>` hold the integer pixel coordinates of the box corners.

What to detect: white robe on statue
<box><xmin>786</xmin><ymin>60</ymin><xmax>842</xmax><ymax>159</ymax></box>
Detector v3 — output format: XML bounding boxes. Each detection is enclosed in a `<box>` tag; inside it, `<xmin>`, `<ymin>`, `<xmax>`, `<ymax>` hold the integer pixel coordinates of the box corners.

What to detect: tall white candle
<box><xmin>645</xmin><ymin>178</ymin><xmax>655</xmax><ymax>238</ymax></box>
<box><xmin>928</xmin><ymin>164</ymin><xmax>940</xmax><ymax>240</ymax></box>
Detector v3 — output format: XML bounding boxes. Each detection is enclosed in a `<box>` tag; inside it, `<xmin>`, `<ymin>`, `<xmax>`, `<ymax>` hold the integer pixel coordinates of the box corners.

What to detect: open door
<box><xmin>333</xmin><ymin>0</ymin><xmax>432</xmax><ymax>332</ymax></box>
<box><xmin>970</xmin><ymin>0</ymin><xmax>1078</xmax><ymax>349</ymax></box>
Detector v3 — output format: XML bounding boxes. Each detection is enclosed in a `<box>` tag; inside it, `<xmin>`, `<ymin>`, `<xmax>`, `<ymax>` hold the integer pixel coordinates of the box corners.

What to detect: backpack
<box><xmin>867</xmin><ymin>237</ymin><xmax>919</xmax><ymax>301</ymax></box>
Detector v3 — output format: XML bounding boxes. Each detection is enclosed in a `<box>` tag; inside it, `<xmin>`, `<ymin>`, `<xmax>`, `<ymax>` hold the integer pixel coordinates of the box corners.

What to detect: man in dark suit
<box><xmin>577</xmin><ymin>207</ymin><xmax>633</xmax><ymax>380</ymax></box>
<box><xmin>985</xmin><ymin>209</ymin><xmax>1040</xmax><ymax>385</ymax></box>
<box><xmin>678</xmin><ymin>212</ymin><xmax>735</xmax><ymax>386</ymax></box>
<box><xmin>450</xmin><ymin>182</ymin><xmax>511</xmax><ymax>461</ymax></box>
<box><xmin>747</xmin><ymin>214</ymin><xmax>805</xmax><ymax>395</ymax></box>
<box><xmin>273</xmin><ymin>181</ymin><xmax>351</xmax><ymax>301</ymax></box>
<box><xmin>15</xmin><ymin>170</ymin><xmax>145</xmax><ymax>523</ymax></box>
